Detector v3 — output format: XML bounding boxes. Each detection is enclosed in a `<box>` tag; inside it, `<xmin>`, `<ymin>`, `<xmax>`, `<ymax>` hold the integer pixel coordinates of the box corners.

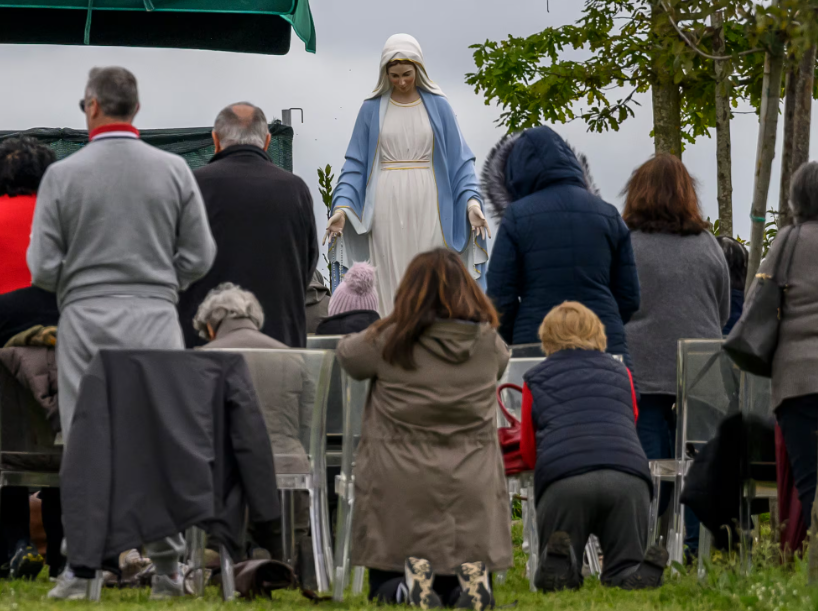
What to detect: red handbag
<box><xmin>496</xmin><ymin>383</ymin><xmax>528</xmax><ymax>477</ymax></box>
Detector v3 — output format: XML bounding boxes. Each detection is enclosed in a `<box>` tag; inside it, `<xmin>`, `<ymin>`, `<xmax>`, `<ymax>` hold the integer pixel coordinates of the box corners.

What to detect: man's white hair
<box><xmin>213</xmin><ymin>102</ymin><xmax>269</xmax><ymax>149</ymax></box>
<box><xmin>193</xmin><ymin>282</ymin><xmax>265</xmax><ymax>339</ymax></box>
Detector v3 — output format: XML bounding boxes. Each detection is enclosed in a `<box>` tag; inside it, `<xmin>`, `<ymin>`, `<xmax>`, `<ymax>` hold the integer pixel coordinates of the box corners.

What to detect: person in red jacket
<box><xmin>0</xmin><ymin>137</ymin><xmax>56</xmax><ymax>294</ymax></box>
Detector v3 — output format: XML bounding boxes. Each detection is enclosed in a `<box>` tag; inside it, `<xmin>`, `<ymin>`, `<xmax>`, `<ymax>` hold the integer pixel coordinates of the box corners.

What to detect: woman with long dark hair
<box><xmin>336</xmin><ymin>248</ymin><xmax>511</xmax><ymax>610</ymax></box>
<box><xmin>622</xmin><ymin>154</ymin><xmax>729</xmax><ymax>554</ymax></box>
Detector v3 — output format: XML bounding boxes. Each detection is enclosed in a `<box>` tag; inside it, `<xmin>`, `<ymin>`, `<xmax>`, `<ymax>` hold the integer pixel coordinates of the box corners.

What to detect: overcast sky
<box><xmin>0</xmin><ymin>0</ymin><xmax>811</xmax><ymax>249</ymax></box>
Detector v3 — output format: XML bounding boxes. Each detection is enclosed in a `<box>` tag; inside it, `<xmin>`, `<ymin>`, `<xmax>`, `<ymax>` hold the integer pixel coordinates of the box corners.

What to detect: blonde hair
<box><xmin>538</xmin><ymin>302</ymin><xmax>607</xmax><ymax>356</ymax></box>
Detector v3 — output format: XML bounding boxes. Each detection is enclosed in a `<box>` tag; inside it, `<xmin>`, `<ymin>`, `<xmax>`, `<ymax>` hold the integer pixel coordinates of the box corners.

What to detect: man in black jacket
<box><xmin>178</xmin><ymin>103</ymin><xmax>319</xmax><ymax>348</ymax></box>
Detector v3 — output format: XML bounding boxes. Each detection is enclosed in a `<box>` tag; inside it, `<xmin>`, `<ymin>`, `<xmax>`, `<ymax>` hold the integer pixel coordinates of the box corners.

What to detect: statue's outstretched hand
<box><xmin>468</xmin><ymin>202</ymin><xmax>491</xmax><ymax>240</ymax></box>
<box><xmin>324</xmin><ymin>210</ymin><xmax>346</xmax><ymax>246</ymax></box>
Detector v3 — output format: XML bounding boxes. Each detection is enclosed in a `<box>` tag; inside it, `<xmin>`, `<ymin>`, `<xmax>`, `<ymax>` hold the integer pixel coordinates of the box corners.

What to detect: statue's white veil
<box><xmin>370</xmin><ymin>33</ymin><xmax>445</xmax><ymax>98</ymax></box>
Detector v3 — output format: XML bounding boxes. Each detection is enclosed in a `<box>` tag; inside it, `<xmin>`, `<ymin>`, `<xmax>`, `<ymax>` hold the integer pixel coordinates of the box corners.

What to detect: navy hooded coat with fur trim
<box><xmin>485</xmin><ymin>127</ymin><xmax>640</xmax><ymax>358</ymax></box>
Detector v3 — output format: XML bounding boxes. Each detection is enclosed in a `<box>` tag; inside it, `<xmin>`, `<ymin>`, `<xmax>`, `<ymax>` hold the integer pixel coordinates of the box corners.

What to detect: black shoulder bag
<box><xmin>722</xmin><ymin>225</ymin><xmax>802</xmax><ymax>377</ymax></box>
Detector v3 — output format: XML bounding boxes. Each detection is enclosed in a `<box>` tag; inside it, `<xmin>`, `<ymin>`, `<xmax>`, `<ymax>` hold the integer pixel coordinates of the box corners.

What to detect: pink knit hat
<box><xmin>329</xmin><ymin>262</ymin><xmax>379</xmax><ymax>316</ymax></box>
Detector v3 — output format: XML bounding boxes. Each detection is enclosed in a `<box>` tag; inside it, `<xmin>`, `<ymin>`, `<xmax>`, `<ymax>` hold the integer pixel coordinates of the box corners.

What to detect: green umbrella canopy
<box><xmin>0</xmin><ymin>0</ymin><xmax>315</xmax><ymax>54</ymax></box>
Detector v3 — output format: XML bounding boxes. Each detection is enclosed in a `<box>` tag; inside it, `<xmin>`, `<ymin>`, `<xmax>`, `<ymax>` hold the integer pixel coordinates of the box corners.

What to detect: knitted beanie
<box><xmin>329</xmin><ymin>262</ymin><xmax>379</xmax><ymax>316</ymax></box>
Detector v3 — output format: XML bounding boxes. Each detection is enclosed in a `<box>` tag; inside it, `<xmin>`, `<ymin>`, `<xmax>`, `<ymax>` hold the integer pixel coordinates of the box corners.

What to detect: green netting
<box><xmin>0</xmin><ymin>123</ymin><xmax>293</xmax><ymax>171</ymax></box>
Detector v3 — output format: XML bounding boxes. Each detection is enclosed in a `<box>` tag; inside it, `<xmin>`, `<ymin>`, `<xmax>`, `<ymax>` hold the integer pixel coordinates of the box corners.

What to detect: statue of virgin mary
<box><xmin>325</xmin><ymin>33</ymin><xmax>490</xmax><ymax>316</ymax></box>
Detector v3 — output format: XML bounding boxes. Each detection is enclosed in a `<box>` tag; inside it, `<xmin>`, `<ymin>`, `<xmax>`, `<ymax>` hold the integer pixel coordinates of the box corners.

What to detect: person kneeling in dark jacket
<box><xmin>315</xmin><ymin>262</ymin><xmax>380</xmax><ymax>335</ymax></box>
<box><xmin>520</xmin><ymin>302</ymin><xmax>667</xmax><ymax>592</ymax></box>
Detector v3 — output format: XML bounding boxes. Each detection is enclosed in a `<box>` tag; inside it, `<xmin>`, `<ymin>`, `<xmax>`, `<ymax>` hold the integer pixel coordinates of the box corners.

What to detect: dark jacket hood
<box><xmin>418</xmin><ymin>320</ymin><xmax>482</xmax><ymax>365</ymax></box>
<box><xmin>482</xmin><ymin>126</ymin><xmax>600</xmax><ymax>219</ymax></box>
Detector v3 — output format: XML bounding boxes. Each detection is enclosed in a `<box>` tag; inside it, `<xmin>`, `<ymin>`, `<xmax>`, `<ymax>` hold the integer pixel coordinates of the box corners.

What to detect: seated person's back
<box><xmin>195</xmin><ymin>283</ymin><xmax>313</xmax><ymax>473</ymax></box>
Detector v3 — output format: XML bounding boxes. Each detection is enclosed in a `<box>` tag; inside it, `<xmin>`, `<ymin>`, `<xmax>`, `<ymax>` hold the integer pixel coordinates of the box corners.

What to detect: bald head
<box><xmin>213</xmin><ymin>102</ymin><xmax>269</xmax><ymax>151</ymax></box>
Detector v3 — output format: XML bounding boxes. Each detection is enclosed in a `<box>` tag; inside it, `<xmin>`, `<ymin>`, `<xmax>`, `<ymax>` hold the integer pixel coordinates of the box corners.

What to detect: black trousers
<box><xmin>368</xmin><ymin>569</ymin><xmax>462</xmax><ymax>606</ymax></box>
<box><xmin>0</xmin><ymin>487</ymin><xmax>30</xmax><ymax>563</ymax></box>
<box><xmin>537</xmin><ymin>470</ymin><xmax>649</xmax><ymax>586</ymax></box>
<box><xmin>776</xmin><ymin>394</ymin><xmax>818</xmax><ymax>530</ymax></box>
<box><xmin>40</xmin><ymin>488</ymin><xmax>64</xmax><ymax>577</ymax></box>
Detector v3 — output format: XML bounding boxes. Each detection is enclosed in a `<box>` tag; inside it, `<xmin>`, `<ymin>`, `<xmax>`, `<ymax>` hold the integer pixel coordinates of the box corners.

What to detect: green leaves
<box><xmin>465</xmin><ymin>0</ymin><xmax>818</xmax><ymax>142</ymax></box>
<box><xmin>317</xmin><ymin>164</ymin><xmax>335</xmax><ymax>218</ymax></box>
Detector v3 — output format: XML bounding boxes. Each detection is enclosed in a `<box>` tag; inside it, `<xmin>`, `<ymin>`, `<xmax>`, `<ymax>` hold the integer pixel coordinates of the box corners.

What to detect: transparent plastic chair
<box><xmin>306</xmin><ymin>336</ymin><xmax>345</xmax><ymax>470</ymax></box>
<box><xmin>214</xmin><ymin>348</ymin><xmax>335</xmax><ymax>592</ymax></box>
<box><xmin>650</xmin><ymin>339</ymin><xmax>743</xmax><ymax>570</ymax></box>
<box><xmin>691</xmin><ymin>360</ymin><xmax>773</xmax><ymax>577</ymax></box>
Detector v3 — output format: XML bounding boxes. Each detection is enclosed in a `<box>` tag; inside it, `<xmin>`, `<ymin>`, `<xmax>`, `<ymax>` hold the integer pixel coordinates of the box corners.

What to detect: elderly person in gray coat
<box><xmin>762</xmin><ymin>162</ymin><xmax>818</xmax><ymax>535</ymax></box>
<box><xmin>195</xmin><ymin>283</ymin><xmax>313</xmax><ymax>564</ymax></box>
<box><xmin>29</xmin><ymin>67</ymin><xmax>215</xmax><ymax>601</ymax></box>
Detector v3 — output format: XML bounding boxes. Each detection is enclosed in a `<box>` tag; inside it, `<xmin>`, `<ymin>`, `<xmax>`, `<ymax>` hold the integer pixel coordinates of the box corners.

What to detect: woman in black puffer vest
<box><xmin>519</xmin><ymin>302</ymin><xmax>664</xmax><ymax>592</ymax></box>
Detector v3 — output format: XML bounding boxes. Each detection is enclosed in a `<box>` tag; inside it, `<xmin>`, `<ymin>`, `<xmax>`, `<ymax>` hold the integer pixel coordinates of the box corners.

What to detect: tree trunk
<box><xmin>652</xmin><ymin>81</ymin><xmax>682</xmax><ymax>157</ymax></box>
<box><xmin>651</xmin><ymin>2</ymin><xmax>682</xmax><ymax>158</ymax></box>
<box><xmin>782</xmin><ymin>46</ymin><xmax>816</xmax><ymax>228</ymax></box>
<box><xmin>712</xmin><ymin>11</ymin><xmax>733</xmax><ymax>237</ymax></box>
<box><xmin>779</xmin><ymin>62</ymin><xmax>797</xmax><ymax>230</ymax></box>
<box><xmin>747</xmin><ymin>36</ymin><xmax>786</xmax><ymax>292</ymax></box>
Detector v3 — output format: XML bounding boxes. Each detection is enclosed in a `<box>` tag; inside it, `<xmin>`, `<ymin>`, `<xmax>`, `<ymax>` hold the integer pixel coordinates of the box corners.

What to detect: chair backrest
<box><xmin>498</xmin><ymin>353</ymin><xmax>625</xmax><ymax>424</ymax></box>
<box><xmin>338</xmin><ymin>372</ymin><xmax>370</xmax><ymax>482</ymax></box>
<box><xmin>214</xmin><ymin>349</ymin><xmax>334</xmax><ymax>476</ymax></box>
<box><xmin>740</xmin><ymin>368</ymin><xmax>775</xmax><ymax>472</ymax></box>
<box><xmin>307</xmin><ymin>336</ymin><xmax>344</xmax><ymax>440</ymax></box>
<box><xmin>510</xmin><ymin>344</ymin><xmax>545</xmax><ymax>358</ymax></box>
<box><xmin>306</xmin><ymin>336</ymin><xmax>344</xmax><ymax>351</ymax></box>
<box><xmin>676</xmin><ymin>339</ymin><xmax>743</xmax><ymax>457</ymax></box>
<box><xmin>0</xmin><ymin>362</ymin><xmax>60</xmax><ymax>469</ymax></box>
<box><xmin>499</xmin><ymin>357</ymin><xmax>544</xmax><ymax>422</ymax></box>
<box><xmin>740</xmin><ymin>370</ymin><xmax>773</xmax><ymax>420</ymax></box>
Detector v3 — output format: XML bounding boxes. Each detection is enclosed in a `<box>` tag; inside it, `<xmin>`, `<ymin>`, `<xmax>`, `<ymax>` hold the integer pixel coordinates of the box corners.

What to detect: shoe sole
<box><xmin>405</xmin><ymin>559</ymin><xmax>442</xmax><ymax>609</ymax></box>
<box><xmin>638</xmin><ymin>546</ymin><xmax>669</xmax><ymax>587</ymax></box>
<box><xmin>620</xmin><ymin>546</ymin><xmax>669</xmax><ymax>591</ymax></box>
<box><xmin>11</xmin><ymin>554</ymin><xmax>44</xmax><ymax>581</ymax></box>
<box><xmin>47</xmin><ymin>590</ymin><xmax>88</xmax><ymax>601</ymax></box>
<box><xmin>536</xmin><ymin>533</ymin><xmax>581</xmax><ymax>592</ymax></box>
<box><xmin>455</xmin><ymin>563</ymin><xmax>492</xmax><ymax>611</ymax></box>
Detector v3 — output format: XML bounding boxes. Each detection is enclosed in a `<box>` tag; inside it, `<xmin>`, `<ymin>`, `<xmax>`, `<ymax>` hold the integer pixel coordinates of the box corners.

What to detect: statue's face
<box><xmin>387</xmin><ymin>63</ymin><xmax>417</xmax><ymax>95</ymax></box>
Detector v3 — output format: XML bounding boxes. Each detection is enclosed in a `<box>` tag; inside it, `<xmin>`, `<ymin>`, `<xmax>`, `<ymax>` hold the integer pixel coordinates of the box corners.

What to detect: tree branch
<box><xmin>659</xmin><ymin>0</ymin><xmax>762</xmax><ymax>61</ymax></box>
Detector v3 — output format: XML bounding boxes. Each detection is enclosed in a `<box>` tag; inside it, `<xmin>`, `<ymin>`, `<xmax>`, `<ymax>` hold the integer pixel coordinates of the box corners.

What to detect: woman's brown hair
<box><xmin>621</xmin><ymin>154</ymin><xmax>709</xmax><ymax>236</ymax></box>
<box><xmin>369</xmin><ymin>248</ymin><xmax>499</xmax><ymax>370</ymax></box>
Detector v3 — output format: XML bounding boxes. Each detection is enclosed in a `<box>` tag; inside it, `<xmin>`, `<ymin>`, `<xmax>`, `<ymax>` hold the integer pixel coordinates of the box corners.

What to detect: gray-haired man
<box><xmin>177</xmin><ymin>102</ymin><xmax>318</xmax><ymax>349</ymax></box>
<box><xmin>28</xmin><ymin>66</ymin><xmax>216</xmax><ymax>600</ymax></box>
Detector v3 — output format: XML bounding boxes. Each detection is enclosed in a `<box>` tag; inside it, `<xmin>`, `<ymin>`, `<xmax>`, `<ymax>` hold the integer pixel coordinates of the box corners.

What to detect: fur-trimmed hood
<box><xmin>482</xmin><ymin>126</ymin><xmax>600</xmax><ymax>219</ymax></box>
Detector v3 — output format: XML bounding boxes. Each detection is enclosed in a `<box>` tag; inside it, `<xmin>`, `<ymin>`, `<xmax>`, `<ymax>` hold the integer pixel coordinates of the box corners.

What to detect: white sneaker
<box><xmin>47</xmin><ymin>570</ymin><xmax>89</xmax><ymax>600</ymax></box>
<box><xmin>150</xmin><ymin>573</ymin><xmax>185</xmax><ymax>600</ymax></box>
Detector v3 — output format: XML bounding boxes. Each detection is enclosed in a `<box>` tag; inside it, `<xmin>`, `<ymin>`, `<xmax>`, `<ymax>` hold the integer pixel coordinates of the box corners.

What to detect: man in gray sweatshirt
<box><xmin>27</xmin><ymin>67</ymin><xmax>216</xmax><ymax>600</ymax></box>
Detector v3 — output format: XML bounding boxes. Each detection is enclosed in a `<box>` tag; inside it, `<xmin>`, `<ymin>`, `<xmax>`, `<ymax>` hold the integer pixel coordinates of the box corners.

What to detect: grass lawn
<box><xmin>0</xmin><ymin>523</ymin><xmax>814</xmax><ymax>611</ymax></box>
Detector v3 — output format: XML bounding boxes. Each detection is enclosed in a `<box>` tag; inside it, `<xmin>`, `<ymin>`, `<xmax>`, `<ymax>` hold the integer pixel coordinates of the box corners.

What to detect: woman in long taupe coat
<box><xmin>337</xmin><ymin>249</ymin><xmax>511</xmax><ymax>611</ymax></box>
